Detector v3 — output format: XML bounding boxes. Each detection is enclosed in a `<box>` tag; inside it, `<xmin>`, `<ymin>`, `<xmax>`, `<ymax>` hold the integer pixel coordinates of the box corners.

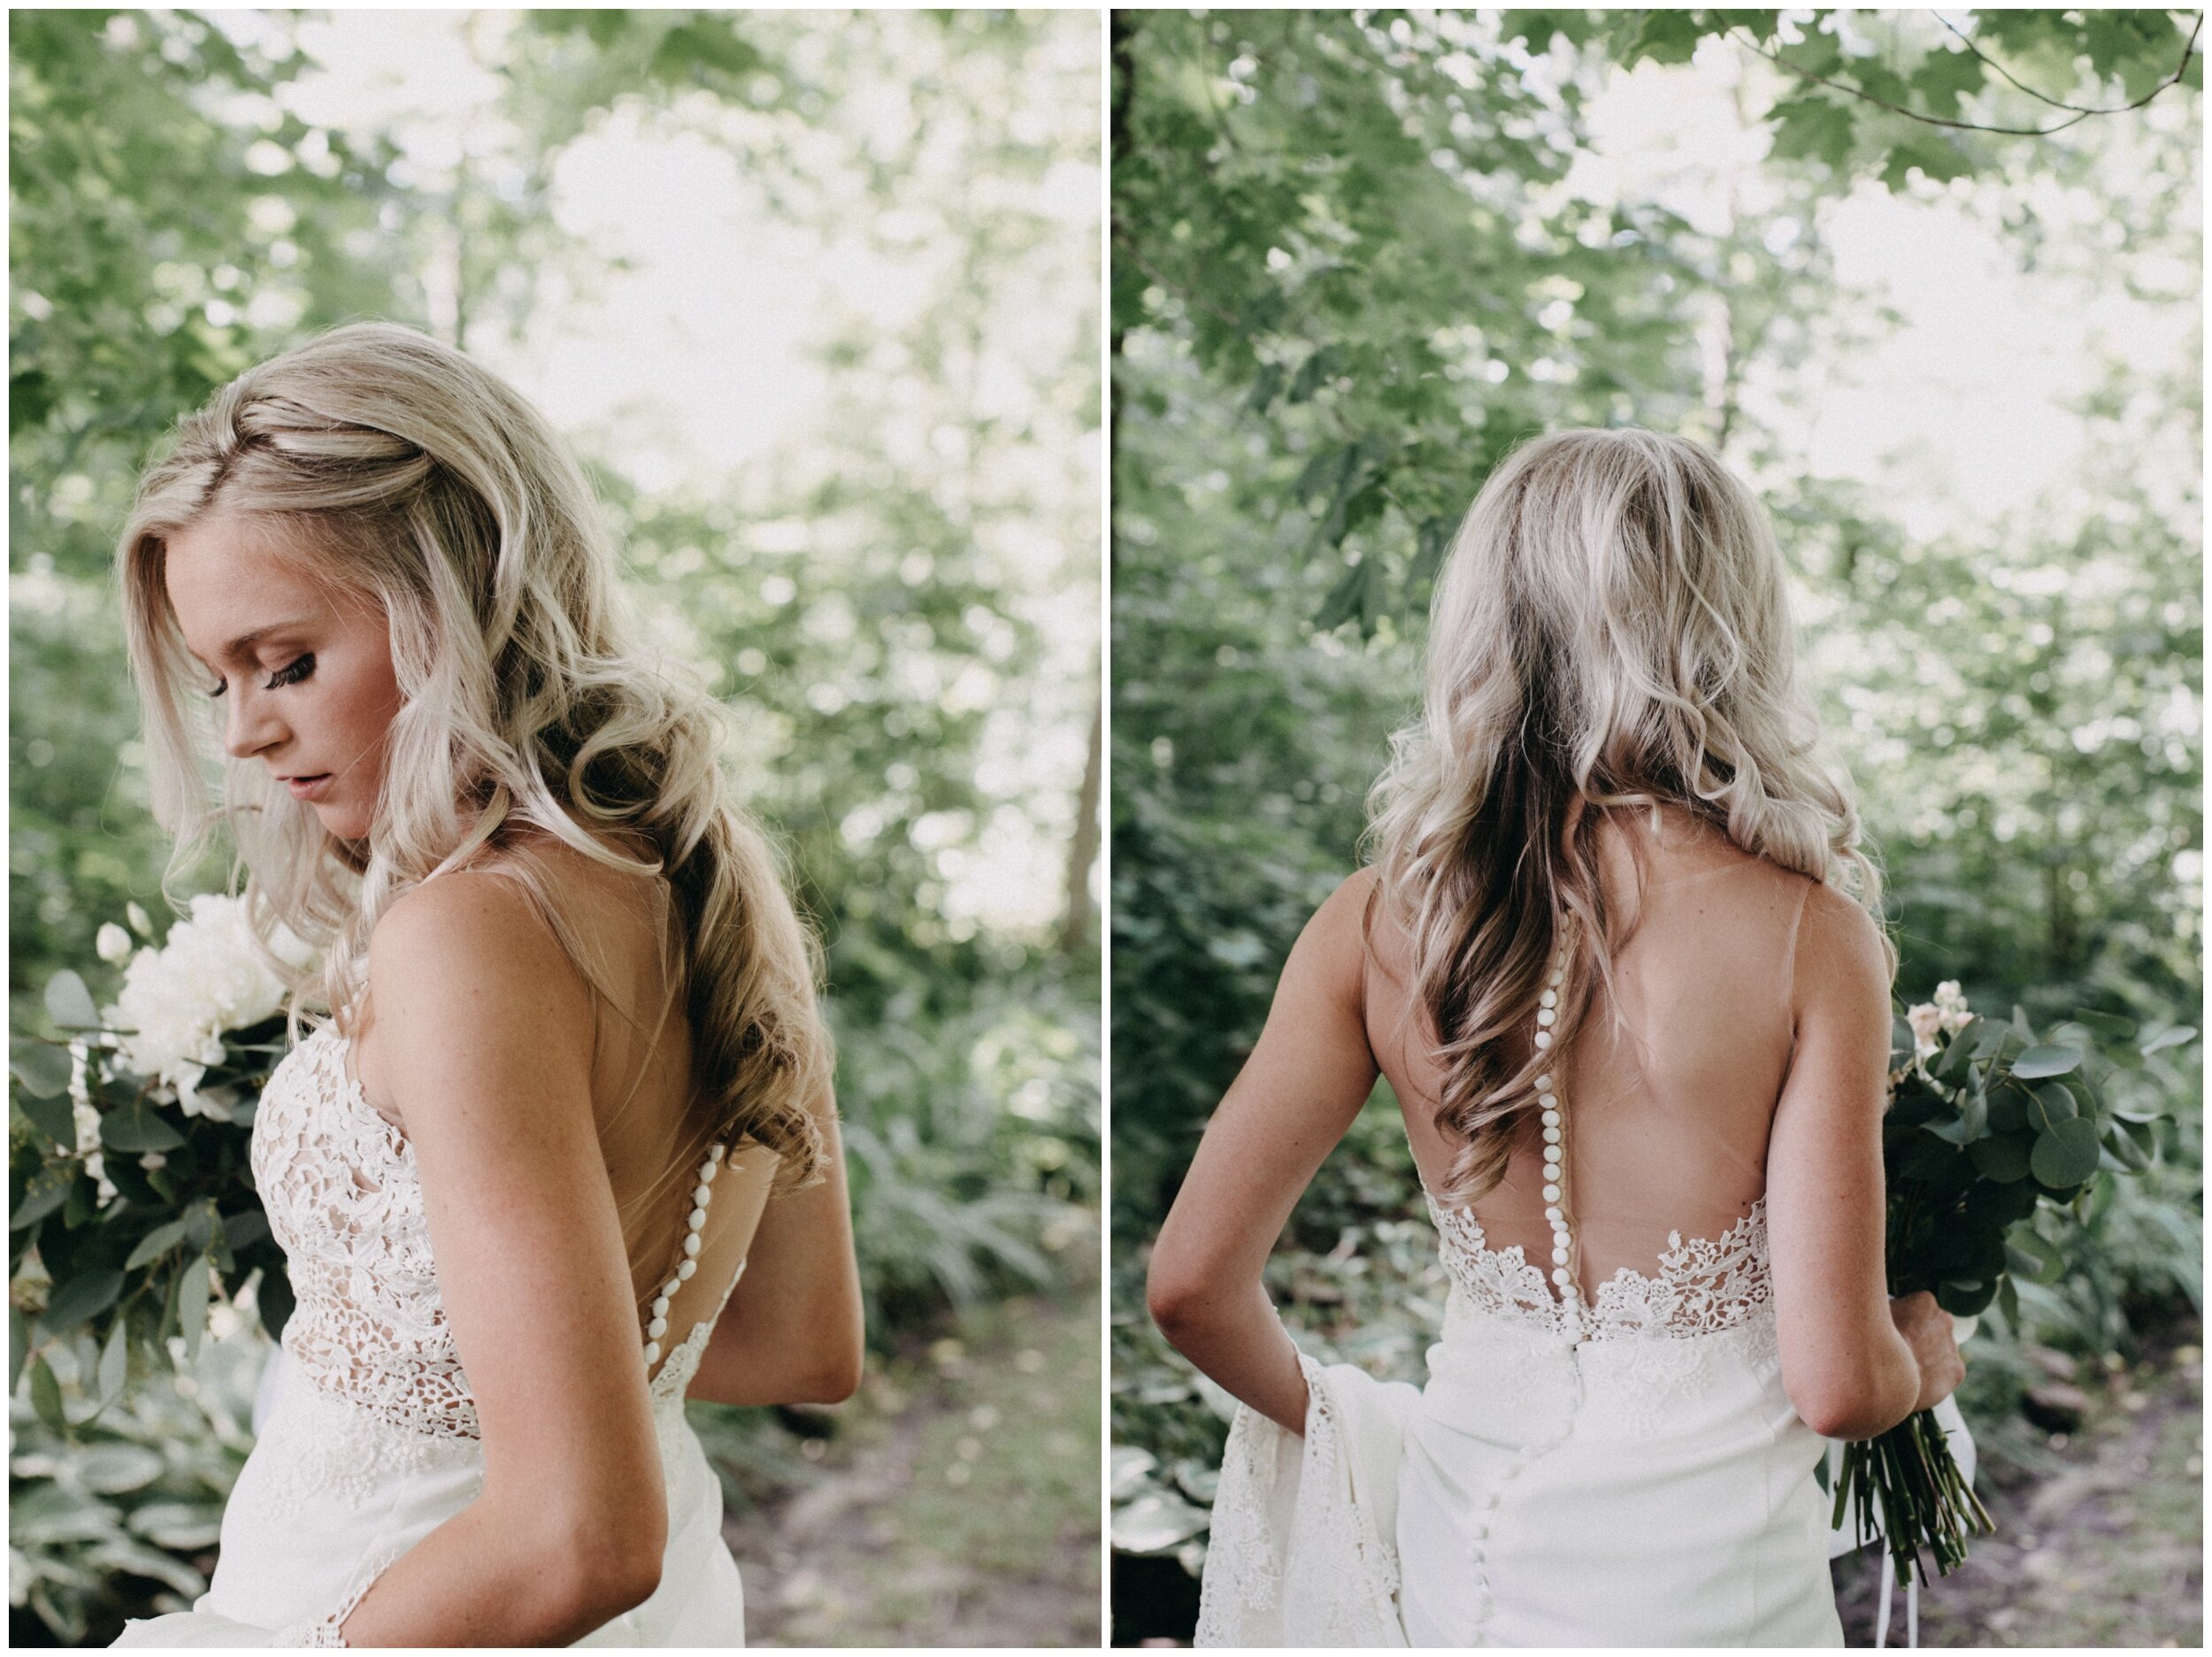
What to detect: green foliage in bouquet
<box><xmin>11</xmin><ymin>965</ymin><xmax>297</xmax><ymax>1433</ymax></box>
<box><xmin>1878</xmin><ymin>994</ymin><xmax>2193</xmax><ymax>1323</ymax></box>
<box><xmin>1829</xmin><ymin>991</ymin><xmax>2198</xmax><ymax>1584</ymax></box>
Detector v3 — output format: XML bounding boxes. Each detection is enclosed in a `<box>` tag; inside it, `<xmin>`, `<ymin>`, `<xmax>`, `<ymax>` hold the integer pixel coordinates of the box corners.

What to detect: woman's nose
<box><xmin>222</xmin><ymin>687</ymin><xmax>286</xmax><ymax>762</ymax></box>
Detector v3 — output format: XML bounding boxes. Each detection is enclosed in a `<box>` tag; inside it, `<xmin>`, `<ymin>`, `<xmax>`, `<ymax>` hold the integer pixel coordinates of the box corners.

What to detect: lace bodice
<box><xmin>1424</xmin><ymin>1188</ymin><xmax>1772</xmax><ymax>1343</ymax></box>
<box><xmin>250</xmin><ymin>1023</ymin><xmax>736</xmax><ymax>1440</ymax></box>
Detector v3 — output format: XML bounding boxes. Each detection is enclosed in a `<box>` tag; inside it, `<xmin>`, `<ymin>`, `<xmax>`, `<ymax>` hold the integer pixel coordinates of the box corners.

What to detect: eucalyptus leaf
<box><xmin>2140</xmin><ymin>1024</ymin><xmax>2198</xmax><ymax>1057</ymax></box>
<box><xmin>1985</xmin><ymin>1086</ymin><xmax>2027</xmax><ymax>1133</ymax></box>
<box><xmin>2102</xmin><ymin>1124</ymin><xmax>2152</xmax><ymax>1172</ymax></box>
<box><xmin>2005</xmin><ymin>1229</ymin><xmax>2064</xmax><ymax>1285</ymax></box>
<box><xmin>124</xmin><ymin>1216</ymin><xmax>192</xmax><ymax>1270</ymax></box>
<box><xmin>2011</xmin><ymin>1045</ymin><xmax>2083</xmax><ymax>1079</ymax></box>
<box><xmin>1935</xmin><ymin>1277</ymin><xmax>1998</xmax><ymax>1316</ymax></box>
<box><xmin>2029</xmin><ymin>1117</ymin><xmax>2102</xmax><ymax>1188</ymax></box>
<box><xmin>12</xmin><ymin>1167</ymin><xmax>75</xmax><ymax>1231</ymax></box>
<box><xmin>10</xmin><ymin>1038</ymin><xmax>74</xmax><ymax>1099</ymax></box>
<box><xmin>97</xmin><ymin>1318</ymin><xmax>129</xmax><ymax>1403</ymax></box>
<box><xmin>9</xmin><ymin>1304</ymin><xmax>27</xmax><ymax>1393</ymax></box>
<box><xmin>12</xmin><ymin>1084</ymin><xmax>78</xmax><ymax>1152</ymax></box>
<box><xmin>2029</xmin><ymin>1082</ymin><xmax>2078</xmax><ymax>1131</ymax></box>
<box><xmin>99</xmin><ymin>1101</ymin><xmax>185</xmax><ymax>1154</ymax></box>
<box><xmin>40</xmin><ymin>1268</ymin><xmax>124</xmax><ymax>1337</ymax></box>
<box><xmin>2067</xmin><ymin>1008</ymin><xmax>2138</xmax><ymax>1041</ymax></box>
<box><xmin>1967</xmin><ymin>1136</ymin><xmax>2031</xmax><ymax>1182</ymax></box>
<box><xmin>1923</xmin><ymin>1112</ymin><xmax>1979</xmax><ymax>1146</ymax></box>
<box><xmin>28</xmin><ymin>1353</ymin><xmax>66</xmax><ymax>1434</ymax></box>
<box><xmin>179</xmin><ymin>1256</ymin><xmax>210</xmax><ymax>1363</ymax></box>
<box><xmin>43</xmin><ymin>970</ymin><xmax>100</xmax><ymax>1031</ymax></box>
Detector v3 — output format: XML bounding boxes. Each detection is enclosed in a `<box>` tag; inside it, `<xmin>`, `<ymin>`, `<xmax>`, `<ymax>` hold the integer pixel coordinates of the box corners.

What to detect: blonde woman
<box><xmin>1149</xmin><ymin>429</ymin><xmax>1968</xmax><ymax>1645</ymax></box>
<box><xmin>107</xmin><ymin>322</ymin><xmax>864</xmax><ymax>1647</ymax></box>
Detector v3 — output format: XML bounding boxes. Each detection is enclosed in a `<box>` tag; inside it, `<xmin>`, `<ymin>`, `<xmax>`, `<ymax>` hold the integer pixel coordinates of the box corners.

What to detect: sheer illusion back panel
<box><xmin>1363</xmin><ymin>804</ymin><xmax>1817</xmax><ymax>1307</ymax></box>
<box><xmin>355</xmin><ymin>843</ymin><xmax>770</xmax><ymax>1400</ymax></box>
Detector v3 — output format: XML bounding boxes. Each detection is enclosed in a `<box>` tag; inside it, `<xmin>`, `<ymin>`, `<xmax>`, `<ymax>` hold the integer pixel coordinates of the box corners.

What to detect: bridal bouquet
<box><xmin>9</xmin><ymin>894</ymin><xmax>314</xmax><ymax>1431</ymax></box>
<box><xmin>1829</xmin><ymin>982</ymin><xmax>2192</xmax><ymax>1585</ymax></box>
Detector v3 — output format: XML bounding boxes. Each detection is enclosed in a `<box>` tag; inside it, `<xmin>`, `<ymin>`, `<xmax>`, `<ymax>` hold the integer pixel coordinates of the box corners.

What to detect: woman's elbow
<box><xmin>562</xmin><ymin>1510</ymin><xmax>666</xmax><ymax>1622</ymax></box>
<box><xmin>804</xmin><ymin>1339</ymin><xmax>864</xmax><ymax>1405</ymax></box>
<box><xmin>1146</xmin><ymin>1254</ymin><xmax>1210</xmax><ymax>1346</ymax></box>
<box><xmin>1792</xmin><ymin>1381</ymin><xmax>1908</xmax><ymax>1442</ymax></box>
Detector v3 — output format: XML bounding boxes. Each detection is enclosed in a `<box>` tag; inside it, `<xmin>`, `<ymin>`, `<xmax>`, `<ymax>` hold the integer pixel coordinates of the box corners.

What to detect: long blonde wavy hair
<box><xmin>116</xmin><ymin>321</ymin><xmax>830</xmax><ymax>1227</ymax></box>
<box><xmin>1366</xmin><ymin>427</ymin><xmax>1894</xmax><ymax>1203</ymax></box>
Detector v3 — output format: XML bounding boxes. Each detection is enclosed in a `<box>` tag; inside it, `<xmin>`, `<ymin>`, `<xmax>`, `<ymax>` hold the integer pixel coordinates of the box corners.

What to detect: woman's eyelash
<box><xmin>207</xmin><ymin>654</ymin><xmax>315</xmax><ymax>699</ymax></box>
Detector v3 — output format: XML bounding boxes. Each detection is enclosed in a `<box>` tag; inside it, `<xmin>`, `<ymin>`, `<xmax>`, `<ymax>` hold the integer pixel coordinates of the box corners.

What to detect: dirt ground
<box><xmin>1832</xmin><ymin>1312</ymin><xmax>2203</xmax><ymax>1648</ymax></box>
<box><xmin>720</xmin><ymin>1287</ymin><xmax>1102</xmax><ymax>1648</ymax></box>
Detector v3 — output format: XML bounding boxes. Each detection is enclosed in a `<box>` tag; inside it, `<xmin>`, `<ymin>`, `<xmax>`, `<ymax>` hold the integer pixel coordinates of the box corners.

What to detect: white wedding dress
<box><xmin>1197</xmin><ymin>1193</ymin><xmax>1845</xmax><ymax>1646</ymax></box>
<box><xmin>111</xmin><ymin>1022</ymin><xmax>752</xmax><ymax>1647</ymax></box>
<box><xmin>1194</xmin><ymin>819</ymin><xmax>1975</xmax><ymax>1648</ymax></box>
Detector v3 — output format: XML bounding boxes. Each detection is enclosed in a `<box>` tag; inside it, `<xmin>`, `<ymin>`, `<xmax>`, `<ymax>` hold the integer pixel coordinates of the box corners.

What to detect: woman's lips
<box><xmin>287</xmin><ymin>774</ymin><xmax>332</xmax><ymax>800</ymax></box>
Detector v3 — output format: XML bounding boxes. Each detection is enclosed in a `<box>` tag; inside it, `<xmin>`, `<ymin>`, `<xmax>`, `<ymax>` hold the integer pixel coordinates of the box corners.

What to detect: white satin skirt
<box><xmin>1198</xmin><ymin>1301</ymin><xmax>1851</xmax><ymax>1647</ymax></box>
<box><xmin>111</xmin><ymin>1346</ymin><xmax>747</xmax><ymax>1646</ymax></box>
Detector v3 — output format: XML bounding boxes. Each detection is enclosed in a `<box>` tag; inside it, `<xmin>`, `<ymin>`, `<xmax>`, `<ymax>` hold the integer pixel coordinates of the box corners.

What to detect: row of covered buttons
<box><xmin>644</xmin><ymin>1141</ymin><xmax>727</xmax><ymax>1368</ymax></box>
<box><xmin>1464</xmin><ymin>920</ymin><xmax>1587</xmax><ymax>1641</ymax></box>
<box><xmin>1532</xmin><ymin>929</ymin><xmax>1579</xmax><ymax>1307</ymax></box>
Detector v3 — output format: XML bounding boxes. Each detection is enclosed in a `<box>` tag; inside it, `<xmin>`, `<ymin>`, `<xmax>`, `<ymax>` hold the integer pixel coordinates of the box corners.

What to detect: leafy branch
<box><xmin>1732</xmin><ymin>11</ymin><xmax>2202</xmax><ymax>140</ymax></box>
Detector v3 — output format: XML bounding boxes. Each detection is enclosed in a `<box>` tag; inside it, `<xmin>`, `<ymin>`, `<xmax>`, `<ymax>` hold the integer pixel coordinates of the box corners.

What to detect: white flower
<box><xmin>138</xmin><ymin>1151</ymin><xmax>168</xmax><ymax>1170</ymax></box>
<box><xmin>67</xmin><ymin>1038</ymin><xmax>119</xmax><ymax>1205</ymax></box>
<box><xmin>96</xmin><ymin>923</ymin><xmax>134</xmax><ymax>964</ymax></box>
<box><xmin>1932</xmin><ymin>979</ymin><xmax>1973</xmax><ymax>1033</ymax></box>
<box><xmin>127</xmin><ymin>901</ymin><xmax>155</xmax><ymax>938</ymax></box>
<box><xmin>101</xmin><ymin>894</ymin><xmax>318</xmax><ymax>1109</ymax></box>
<box><xmin>1906</xmin><ymin>1002</ymin><xmax>1944</xmax><ymax>1059</ymax></box>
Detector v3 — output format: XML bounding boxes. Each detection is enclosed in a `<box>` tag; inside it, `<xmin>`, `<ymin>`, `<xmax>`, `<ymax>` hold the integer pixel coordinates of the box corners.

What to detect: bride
<box><xmin>106</xmin><ymin>322</ymin><xmax>864</xmax><ymax>1646</ymax></box>
<box><xmin>1148</xmin><ymin>428</ymin><xmax>1968</xmax><ymax>1646</ymax></box>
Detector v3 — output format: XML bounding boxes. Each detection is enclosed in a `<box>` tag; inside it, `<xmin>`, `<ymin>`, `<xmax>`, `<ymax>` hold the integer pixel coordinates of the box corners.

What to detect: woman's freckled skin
<box><xmin>163</xmin><ymin>512</ymin><xmax>406</xmax><ymax>843</ymax></box>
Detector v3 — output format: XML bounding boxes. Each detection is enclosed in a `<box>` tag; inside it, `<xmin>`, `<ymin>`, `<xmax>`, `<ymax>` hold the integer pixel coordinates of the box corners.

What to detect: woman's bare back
<box><xmin>1358</xmin><ymin>800</ymin><xmax>1818</xmax><ymax>1306</ymax></box>
<box><xmin>346</xmin><ymin>827</ymin><xmax>768</xmax><ymax>1359</ymax></box>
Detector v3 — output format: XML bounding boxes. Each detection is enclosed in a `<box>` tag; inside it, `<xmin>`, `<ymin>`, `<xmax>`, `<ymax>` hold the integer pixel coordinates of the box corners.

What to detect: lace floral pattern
<box><xmin>1424</xmin><ymin>1191</ymin><xmax>1773</xmax><ymax>1344</ymax></box>
<box><xmin>251</xmin><ymin>1026</ymin><xmax>478</xmax><ymax>1438</ymax></box>
<box><xmin>243</xmin><ymin>1371</ymin><xmax>476</xmax><ymax>1525</ymax></box>
<box><xmin>1194</xmin><ymin>1351</ymin><xmax>1409</xmax><ymax>1649</ymax></box>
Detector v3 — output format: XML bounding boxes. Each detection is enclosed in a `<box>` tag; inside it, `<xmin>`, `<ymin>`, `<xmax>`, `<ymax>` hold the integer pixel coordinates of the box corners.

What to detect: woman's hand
<box><xmin>1888</xmin><ymin>1290</ymin><xmax>1967</xmax><ymax>1415</ymax></box>
<box><xmin>1146</xmin><ymin>870</ymin><xmax>1382</xmax><ymax>1438</ymax></box>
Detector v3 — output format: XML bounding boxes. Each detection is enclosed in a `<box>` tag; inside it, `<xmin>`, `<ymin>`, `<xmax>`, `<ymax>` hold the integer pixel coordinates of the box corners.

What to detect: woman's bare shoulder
<box><xmin>1792</xmin><ymin>879</ymin><xmax>1893</xmax><ymax>1013</ymax></box>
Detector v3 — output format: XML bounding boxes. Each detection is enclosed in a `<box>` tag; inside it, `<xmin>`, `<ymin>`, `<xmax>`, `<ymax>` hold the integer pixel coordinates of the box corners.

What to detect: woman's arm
<box><xmin>1147</xmin><ymin>870</ymin><xmax>1383</xmax><ymax>1436</ymax></box>
<box><xmin>685</xmin><ymin>1078</ymin><xmax>864</xmax><ymax>1408</ymax></box>
<box><xmin>334</xmin><ymin>875</ymin><xmax>671</xmax><ymax>1645</ymax></box>
<box><xmin>1764</xmin><ymin>883</ymin><xmax>1933</xmax><ymax>1441</ymax></box>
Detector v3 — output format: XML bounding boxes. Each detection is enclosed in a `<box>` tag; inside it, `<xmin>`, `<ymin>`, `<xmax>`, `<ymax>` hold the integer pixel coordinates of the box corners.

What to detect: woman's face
<box><xmin>163</xmin><ymin>512</ymin><xmax>404</xmax><ymax>843</ymax></box>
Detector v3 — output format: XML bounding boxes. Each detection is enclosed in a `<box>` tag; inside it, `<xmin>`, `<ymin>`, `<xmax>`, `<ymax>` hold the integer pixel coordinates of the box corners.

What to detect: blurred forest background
<box><xmin>1110</xmin><ymin>9</ymin><xmax>2200</xmax><ymax>1646</ymax></box>
<box><xmin>11</xmin><ymin>10</ymin><xmax>1099</xmax><ymax>1646</ymax></box>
